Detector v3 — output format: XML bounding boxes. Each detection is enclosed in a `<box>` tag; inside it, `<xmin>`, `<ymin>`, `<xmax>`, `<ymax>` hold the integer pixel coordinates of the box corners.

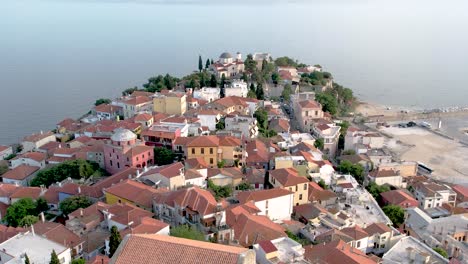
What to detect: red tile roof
<box><xmin>237</xmin><ymin>188</ymin><xmax>293</xmax><ymax>204</ymax></box>
<box><xmin>258</xmin><ymin>240</ymin><xmax>277</xmax><ymax>253</ymax></box>
<box><xmin>270</xmin><ymin>168</ymin><xmax>308</xmax><ymax>187</ymax></box>
<box><xmin>30</xmin><ymin>222</ymin><xmax>83</xmax><ymax>248</ymax></box>
<box><xmin>123</xmin><ymin>96</ymin><xmax>152</xmax><ymax>106</ymax></box>
<box><xmin>23</xmin><ymin>131</ymin><xmax>55</xmax><ymax>142</ymax></box>
<box><xmin>380</xmin><ymin>189</ymin><xmax>418</xmax><ymax>207</ymax></box>
<box><xmin>0</xmin><ymin>225</ymin><xmax>25</xmax><ymax>243</ymax></box>
<box><xmin>341</xmin><ymin>225</ymin><xmax>369</xmax><ymax>240</ymax></box>
<box><xmin>141</xmin><ymin>162</ymin><xmax>184</xmax><ymax>179</ymax></box>
<box><xmin>105</xmin><ymin>180</ymin><xmax>168</xmax><ymax>208</ymax></box>
<box><xmin>95</xmin><ymin>104</ymin><xmax>122</xmax><ymax>114</ymax></box>
<box><xmin>185</xmin><ymin>135</ymin><xmax>219</xmax><ymax>147</ymax></box>
<box><xmin>184</xmin><ymin>157</ymin><xmax>209</xmax><ymax>169</ymax></box>
<box><xmin>133</xmin><ymin>113</ymin><xmax>153</xmax><ymax>122</ymax></box>
<box><xmin>2</xmin><ymin>165</ymin><xmax>40</xmax><ymax>180</ymax></box>
<box><xmin>298</xmin><ymin>100</ymin><xmax>321</xmax><ymax>109</ymax></box>
<box><xmin>119</xmin><ymin>216</ymin><xmax>168</xmax><ymax>237</ymax></box>
<box><xmin>364</xmin><ymin>222</ymin><xmax>392</xmax><ymax>235</ymax></box>
<box><xmin>0</xmin><ymin>184</ymin><xmax>21</xmax><ymax>198</ymax></box>
<box><xmin>369</xmin><ymin>169</ymin><xmax>398</xmax><ymax>178</ymax></box>
<box><xmin>304</xmin><ymin>239</ymin><xmax>378</xmax><ymax>264</ymax></box>
<box><xmin>153</xmin><ymin>187</ymin><xmax>218</xmax><ymax>216</ymax></box>
<box><xmin>10</xmin><ymin>187</ymin><xmax>43</xmax><ymax>199</ymax></box>
<box><xmin>111</xmin><ymin>234</ymin><xmax>251</xmax><ymax>264</ymax></box>
<box><xmin>86</xmin><ymin>255</ymin><xmax>109</xmax><ymax>264</ymax></box>
<box><xmin>13</xmin><ymin>152</ymin><xmax>47</xmax><ymax>162</ymax></box>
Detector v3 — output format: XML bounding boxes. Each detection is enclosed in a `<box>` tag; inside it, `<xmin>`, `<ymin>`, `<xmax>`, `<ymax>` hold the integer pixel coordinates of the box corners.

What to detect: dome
<box><xmin>111</xmin><ymin>128</ymin><xmax>137</xmax><ymax>142</ymax></box>
<box><xmin>219</xmin><ymin>52</ymin><xmax>233</xmax><ymax>59</ymax></box>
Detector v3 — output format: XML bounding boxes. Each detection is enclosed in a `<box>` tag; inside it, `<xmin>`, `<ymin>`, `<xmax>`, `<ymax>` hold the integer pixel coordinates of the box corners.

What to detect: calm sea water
<box><xmin>1</xmin><ymin>0</ymin><xmax>468</xmax><ymax>145</ymax></box>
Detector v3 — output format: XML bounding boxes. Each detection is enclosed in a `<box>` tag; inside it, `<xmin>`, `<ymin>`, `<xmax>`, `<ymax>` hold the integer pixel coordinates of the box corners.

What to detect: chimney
<box><xmin>136</xmin><ymin>170</ymin><xmax>141</xmax><ymax>178</ymax></box>
<box><xmin>40</xmin><ymin>130</ymin><xmax>43</xmax><ymax>135</ymax></box>
<box><xmin>31</xmin><ymin>224</ymin><xmax>35</xmax><ymax>236</ymax></box>
<box><xmin>40</xmin><ymin>212</ymin><xmax>45</xmax><ymax>223</ymax></box>
<box><xmin>77</xmin><ymin>186</ymin><xmax>81</xmax><ymax>194</ymax></box>
<box><xmin>58</xmin><ymin>144</ymin><xmax>62</xmax><ymax>149</ymax></box>
<box><xmin>80</xmin><ymin>208</ymin><xmax>84</xmax><ymax>217</ymax></box>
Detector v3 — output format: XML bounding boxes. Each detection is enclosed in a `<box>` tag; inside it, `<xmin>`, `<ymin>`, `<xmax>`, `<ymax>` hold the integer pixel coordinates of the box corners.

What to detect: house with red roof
<box><xmin>21</xmin><ymin>131</ymin><xmax>56</xmax><ymax>152</ymax></box>
<box><xmin>236</xmin><ymin>188</ymin><xmax>294</xmax><ymax>221</ymax></box>
<box><xmin>269</xmin><ymin>168</ymin><xmax>309</xmax><ymax>206</ymax></box>
<box><xmin>311</xmin><ymin>120</ymin><xmax>341</xmax><ymax>157</ymax></box>
<box><xmin>9</xmin><ymin>152</ymin><xmax>47</xmax><ymax>169</ymax></box>
<box><xmin>452</xmin><ymin>184</ymin><xmax>468</xmax><ymax>208</ymax></box>
<box><xmin>2</xmin><ymin>165</ymin><xmax>40</xmax><ymax>186</ymax></box>
<box><xmin>0</xmin><ymin>146</ymin><xmax>13</xmax><ymax>160</ymax></box>
<box><xmin>139</xmin><ymin>162</ymin><xmax>185</xmax><ymax>190</ymax></box>
<box><xmin>122</xmin><ymin>95</ymin><xmax>153</xmax><ymax>119</ymax></box>
<box><xmin>304</xmin><ymin>239</ymin><xmax>378</xmax><ymax>264</ymax></box>
<box><xmin>209</xmin><ymin>52</ymin><xmax>245</xmax><ymax>78</ymax></box>
<box><xmin>380</xmin><ymin>189</ymin><xmax>418</xmax><ymax>208</ymax></box>
<box><xmin>253</xmin><ymin>236</ymin><xmax>307</xmax><ymax>263</ymax></box>
<box><xmin>93</xmin><ymin>104</ymin><xmax>123</xmax><ymax>121</ymax></box>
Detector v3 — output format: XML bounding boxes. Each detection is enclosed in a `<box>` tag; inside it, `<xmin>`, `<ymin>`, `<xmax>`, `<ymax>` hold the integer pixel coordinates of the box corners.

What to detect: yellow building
<box><xmin>184</xmin><ymin>135</ymin><xmax>242</xmax><ymax>168</ymax></box>
<box><xmin>153</xmin><ymin>92</ymin><xmax>187</xmax><ymax>115</ymax></box>
<box><xmin>274</xmin><ymin>155</ymin><xmax>310</xmax><ymax>177</ymax></box>
<box><xmin>104</xmin><ymin>179</ymin><xmax>167</xmax><ymax>212</ymax></box>
<box><xmin>269</xmin><ymin>168</ymin><xmax>309</xmax><ymax>206</ymax></box>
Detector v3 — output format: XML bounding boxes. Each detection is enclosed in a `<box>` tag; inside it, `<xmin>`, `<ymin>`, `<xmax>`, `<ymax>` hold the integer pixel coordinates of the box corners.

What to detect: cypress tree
<box><xmin>109</xmin><ymin>226</ymin><xmax>122</xmax><ymax>257</ymax></box>
<box><xmin>210</xmin><ymin>74</ymin><xmax>217</xmax><ymax>87</ymax></box>
<box><xmin>49</xmin><ymin>250</ymin><xmax>60</xmax><ymax>264</ymax></box>
<box><xmin>210</xmin><ymin>59</ymin><xmax>214</xmax><ymax>65</ymax></box>
<box><xmin>198</xmin><ymin>55</ymin><xmax>203</xmax><ymax>72</ymax></box>
<box><xmin>220</xmin><ymin>74</ymin><xmax>226</xmax><ymax>98</ymax></box>
<box><xmin>256</xmin><ymin>83</ymin><xmax>265</xmax><ymax>100</ymax></box>
<box><xmin>200</xmin><ymin>74</ymin><xmax>206</xmax><ymax>88</ymax></box>
<box><xmin>24</xmin><ymin>253</ymin><xmax>30</xmax><ymax>264</ymax></box>
<box><xmin>249</xmin><ymin>83</ymin><xmax>256</xmax><ymax>91</ymax></box>
<box><xmin>205</xmin><ymin>59</ymin><xmax>210</xmax><ymax>69</ymax></box>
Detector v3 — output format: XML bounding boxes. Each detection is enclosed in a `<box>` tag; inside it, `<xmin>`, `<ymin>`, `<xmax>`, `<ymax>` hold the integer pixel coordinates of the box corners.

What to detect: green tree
<box><xmin>199</xmin><ymin>73</ymin><xmax>206</xmax><ymax>88</ymax></box>
<box><xmin>237</xmin><ymin>182</ymin><xmax>253</xmax><ymax>191</ymax></box>
<box><xmin>271</xmin><ymin>72</ymin><xmax>281</xmax><ymax>84</ymax></box>
<box><xmin>314</xmin><ymin>138</ymin><xmax>324</xmax><ymax>150</ymax></box>
<box><xmin>274</xmin><ymin>56</ymin><xmax>298</xmax><ymax>67</ymax></box>
<box><xmin>281</xmin><ymin>84</ymin><xmax>292</xmax><ymax>102</ymax></box>
<box><xmin>366</xmin><ymin>182</ymin><xmax>390</xmax><ymax>200</ymax></box>
<box><xmin>210</xmin><ymin>74</ymin><xmax>217</xmax><ymax>87</ymax></box>
<box><xmin>247</xmin><ymin>90</ymin><xmax>257</xmax><ymax>98</ymax></box>
<box><xmin>170</xmin><ymin>225</ymin><xmax>205</xmax><ymax>241</ymax></box>
<box><xmin>382</xmin><ymin>205</ymin><xmax>405</xmax><ymax>226</ymax></box>
<box><xmin>5</xmin><ymin>198</ymin><xmax>37</xmax><ymax>227</ymax></box>
<box><xmin>244</xmin><ymin>54</ymin><xmax>257</xmax><ymax>73</ymax></box>
<box><xmin>432</xmin><ymin>247</ymin><xmax>448</xmax><ymax>258</ymax></box>
<box><xmin>255</xmin><ymin>83</ymin><xmax>264</xmax><ymax>100</ymax></box>
<box><xmin>315</xmin><ymin>92</ymin><xmax>338</xmax><ymax>116</ymax></box>
<box><xmin>49</xmin><ymin>250</ymin><xmax>60</xmax><ymax>264</ymax></box>
<box><xmin>122</xmin><ymin>87</ymin><xmax>139</xmax><ymax>96</ymax></box>
<box><xmin>216</xmin><ymin>117</ymin><xmax>225</xmax><ymax>130</ymax></box>
<box><xmin>35</xmin><ymin>197</ymin><xmax>49</xmax><ymax>213</ymax></box>
<box><xmin>71</xmin><ymin>259</ymin><xmax>86</xmax><ymax>264</ymax></box>
<box><xmin>24</xmin><ymin>253</ymin><xmax>31</xmax><ymax>264</ymax></box>
<box><xmin>0</xmin><ymin>165</ymin><xmax>8</xmax><ymax>176</ymax></box>
<box><xmin>109</xmin><ymin>225</ymin><xmax>122</xmax><ymax>257</ymax></box>
<box><xmin>241</xmin><ymin>72</ymin><xmax>248</xmax><ymax>82</ymax></box>
<box><xmin>210</xmin><ymin>58</ymin><xmax>214</xmax><ymax>65</ymax></box>
<box><xmin>217</xmin><ymin>159</ymin><xmax>226</xmax><ymax>168</ymax></box>
<box><xmin>317</xmin><ymin>179</ymin><xmax>328</xmax><ymax>189</ymax></box>
<box><xmin>254</xmin><ymin>108</ymin><xmax>268</xmax><ymax>130</ymax></box>
<box><xmin>30</xmin><ymin>160</ymin><xmax>102</xmax><ymax>187</ymax></box>
<box><xmin>205</xmin><ymin>58</ymin><xmax>210</xmax><ymax>69</ymax></box>
<box><xmin>249</xmin><ymin>83</ymin><xmax>256</xmax><ymax>92</ymax></box>
<box><xmin>59</xmin><ymin>196</ymin><xmax>93</xmax><ymax>216</ymax></box>
<box><xmin>220</xmin><ymin>74</ymin><xmax>226</xmax><ymax>97</ymax></box>
<box><xmin>207</xmin><ymin>180</ymin><xmax>232</xmax><ymax>200</ymax></box>
<box><xmin>19</xmin><ymin>215</ymin><xmax>38</xmax><ymax>227</ymax></box>
<box><xmin>153</xmin><ymin>147</ymin><xmax>176</xmax><ymax>165</ymax></box>
<box><xmin>94</xmin><ymin>98</ymin><xmax>111</xmax><ymax>106</ymax></box>
<box><xmin>198</xmin><ymin>55</ymin><xmax>203</xmax><ymax>72</ymax></box>
<box><xmin>338</xmin><ymin>160</ymin><xmax>364</xmax><ymax>184</ymax></box>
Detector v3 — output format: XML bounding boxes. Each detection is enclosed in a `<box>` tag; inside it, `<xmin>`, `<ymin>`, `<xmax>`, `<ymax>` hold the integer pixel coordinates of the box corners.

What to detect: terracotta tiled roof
<box><xmin>185</xmin><ymin>135</ymin><xmax>220</xmax><ymax>147</ymax></box>
<box><xmin>123</xmin><ymin>145</ymin><xmax>153</xmax><ymax>157</ymax></box>
<box><xmin>94</xmin><ymin>104</ymin><xmax>122</xmax><ymax>114</ymax></box>
<box><xmin>111</xmin><ymin>234</ymin><xmax>251</xmax><ymax>264</ymax></box>
<box><xmin>308</xmin><ymin>187</ymin><xmax>337</xmax><ymax>203</ymax></box>
<box><xmin>131</xmin><ymin>91</ymin><xmax>154</xmax><ymax>97</ymax></box>
<box><xmin>341</xmin><ymin>225</ymin><xmax>369</xmax><ymax>240</ymax></box>
<box><xmin>119</xmin><ymin>216</ymin><xmax>168</xmax><ymax>237</ymax></box>
<box><xmin>269</xmin><ymin>119</ymin><xmax>290</xmax><ymax>132</ymax></box>
<box><xmin>258</xmin><ymin>240</ymin><xmax>277</xmax><ymax>253</ymax></box>
<box><xmin>270</xmin><ymin>168</ymin><xmax>308</xmax><ymax>187</ymax></box>
<box><xmin>452</xmin><ymin>185</ymin><xmax>468</xmax><ymax>201</ymax></box>
<box><xmin>105</xmin><ymin>180</ymin><xmax>168</xmax><ymax>208</ymax></box>
<box><xmin>153</xmin><ymin>187</ymin><xmax>218</xmax><ymax>216</ymax></box>
<box><xmin>93</xmin><ymin>168</ymin><xmax>138</xmax><ymax>195</ymax></box>
<box><xmin>293</xmin><ymin>203</ymin><xmax>328</xmax><ymax>220</ymax></box>
<box><xmin>207</xmin><ymin>167</ymin><xmax>243</xmax><ymax>179</ymax></box>
<box><xmin>141</xmin><ymin>129</ymin><xmax>177</xmax><ymax>140</ymax></box>
<box><xmin>380</xmin><ymin>189</ymin><xmax>417</xmax><ymax>206</ymax></box>
<box><xmin>364</xmin><ymin>222</ymin><xmax>392</xmax><ymax>235</ymax></box>
<box><xmin>152</xmin><ymin>112</ymin><xmax>171</xmax><ymax>122</ymax></box>
<box><xmin>134</xmin><ymin>113</ymin><xmax>153</xmax><ymax>122</ymax></box>
<box><xmin>0</xmin><ymin>184</ymin><xmax>21</xmax><ymax>198</ymax></box>
<box><xmin>30</xmin><ymin>222</ymin><xmax>83</xmax><ymax>248</ymax></box>
<box><xmin>123</xmin><ymin>96</ymin><xmax>151</xmax><ymax>106</ymax></box>
<box><xmin>314</xmin><ymin>228</ymin><xmax>354</xmax><ymax>244</ymax></box>
<box><xmin>304</xmin><ymin>239</ymin><xmax>378</xmax><ymax>264</ymax></box>
<box><xmin>184</xmin><ymin>169</ymin><xmax>204</xmax><ymax>180</ymax></box>
<box><xmin>184</xmin><ymin>157</ymin><xmax>209</xmax><ymax>169</ymax></box>
<box><xmin>298</xmin><ymin>100</ymin><xmax>321</xmax><ymax>109</ymax></box>
<box><xmin>107</xmin><ymin>203</ymin><xmax>153</xmax><ymax>227</ymax></box>
<box><xmin>141</xmin><ymin>162</ymin><xmax>184</xmax><ymax>179</ymax></box>
<box><xmin>23</xmin><ymin>131</ymin><xmax>55</xmax><ymax>143</ymax></box>
<box><xmin>369</xmin><ymin>169</ymin><xmax>398</xmax><ymax>178</ymax></box>
<box><xmin>68</xmin><ymin>201</ymin><xmax>111</xmax><ymax>225</ymax></box>
<box><xmin>219</xmin><ymin>136</ymin><xmax>241</xmax><ymax>147</ymax></box>
<box><xmin>2</xmin><ymin>165</ymin><xmax>39</xmax><ymax>180</ymax></box>
<box><xmin>245</xmin><ymin>140</ymin><xmax>269</xmax><ymax>164</ymax></box>
<box><xmin>10</xmin><ymin>187</ymin><xmax>42</xmax><ymax>199</ymax></box>
<box><xmin>237</xmin><ymin>188</ymin><xmax>293</xmax><ymax>204</ymax></box>
<box><xmin>161</xmin><ymin>116</ymin><xmax>188</xmax><ymax>124</ymax></box>
<box><xmin>12</xmin><ymin>152</ymin><xmax>47</xmax><ymax>162</ymax></box>
<box><xmin>0</xmin><ymin>224</ymin><xmax>26</xmax><ymax>243</ymax></box>
<box><xmin>86</xmin><ymin>255</ymin><xmax>109</xmax><ymax>264</ymax></box>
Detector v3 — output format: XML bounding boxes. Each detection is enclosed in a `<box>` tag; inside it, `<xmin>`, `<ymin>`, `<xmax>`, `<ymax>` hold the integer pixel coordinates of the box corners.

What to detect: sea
<box><xmin>1</xmin><ymin>0</ymin><xmax>468</xmax><ymax>145</ymax></box>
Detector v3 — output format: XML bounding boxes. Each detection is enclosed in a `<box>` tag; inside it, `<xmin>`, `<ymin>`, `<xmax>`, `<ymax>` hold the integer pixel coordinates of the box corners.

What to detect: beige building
<box><xmin>269</xmin><ymin>168</ymin><xmax>309</xmax><ymax>206</ymax></box>
<box><xmin>140</xmin><ymin>162</ymin><xmax>185</xmax><ymax>190</ymax></box>
<box><xmin>122</xmin><ymin>96</ymin><xmax>153</xmax><ymax>119</ymax></box>
<box><xmin>153</xmin><ymin>92</ymin><xmax>187</xmax><ymax>115</ymax></box>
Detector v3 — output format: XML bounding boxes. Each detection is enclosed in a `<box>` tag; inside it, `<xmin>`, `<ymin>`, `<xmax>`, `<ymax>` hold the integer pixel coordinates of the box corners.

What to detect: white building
<box><xmin>9</xmin><ymin>152</ymin><xmax>47</xmax><ymax>169</ymax></box>
<box><xmin>0</xmin><ymin>146</ymin><xmax>13</xmax><ymax>160</ymax></box>
<box><xmin>344</xmin><ymin>127</ymin><xmax>385</xmax><ymax>154</ymax></box>
<box><xmin>196</xmin><ymin>109</ymin><xmax>224</xmax><ymax>131</ymax></box>
<box><xmin>253</xmin><ymin>237</ymin><xmax>307</xmax><ymax>264</ymax></box>
<box><xmin>21</xmin><ymin>131</ymin><xmax>56</xmax><ymax>153</ymax></box>
<box><xmin>412</xmin><ymin>182</ymin><xmax>457</xmax><ymax>209</ymax></box>
<box><xmin>224</xmin><ymin>114</ymin><xmax>259</xmax><ymax>138</ymax></box>
<box><xmin>237</xmin><ymin>188</ymin><xmax>294</xmax><ymax>222</ymax></box>
<box><xmin>312</xmin><ymin>122</ymin><xmax>341</xmax><ymax>157</ymax></box>
<box><xmin>225</xmin><ymin>80</ymin><xmax>248</xmax><ymax>98</ymax></box>
<box><xmin>368</xmin><ymin>169</ymin><xmax>404</xmax><ymax>188</ymax></box>
<box><xmin>0</xmin><ymin>232</ymin><xmax>72</xmax><ymax>264</ymax></box>
<box><xmin>193</xmin><ymin>87</ymin><xmax>220</xmax><ymax>103</ymax></box>
<box><xmin>382</xmin><ymin>236</ymin><xmax>449</xmax><ymax>264</ymax></box>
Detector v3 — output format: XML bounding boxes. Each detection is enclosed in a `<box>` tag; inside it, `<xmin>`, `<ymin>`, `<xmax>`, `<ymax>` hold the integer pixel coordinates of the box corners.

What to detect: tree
<box><xmin>198</xmin><ymin>55</ymin><xmax>203</xmax><ymax>72</ymax></box>
<box><xmin>205</xmin><ymin>58</ymin><xmax>210</xmax><ymax>69</ymax></box>
<box><xmin>338</xmin><ymin>160</ymin><xmax>364</xmax><ymax>184</ymax></box>
<box><xmin>314</xmin><ymin>138</ymin><xmax>324</xmax><ymax>150</ymax></box>
<box><xmin>382</xmin><ymin>205</ymin><xmax>405</xmax><ymax>226</ymax></box>
<box><xmin>210</xmin><ymin>74</ymin><xmax>217</xmax><ymax>87</ymax></box>
<box><xmin>30</xmin><ymin>159</ymin><xmax>102</xmax><ymax>187</ymax></box>
<box><xmin>274</xmin><ymin>56</ymin><xmax>298</xmax><ymax>67</ymax></box>
<box><xmin>210</xmin><ymin>59</ymin><xmax>214</xmax><ymax>65</ymax></box>
<box><xmin>59</xmin><ymin>196</ymin><xmax>93</xmax><ymax>216</ymax></box>
<box><xmin>35</xmin><ymin>197</ymin><xmax>49</xmax><ymax>213</ymax></box>
<box><xmin>237</xmin><ymin>182</ymin><xmax>253</xmax><ymax>191</ymax></box>
<box><xmin>255</xmin><ymin>83</ymin><xmax>264</xmax><ymax>100</ymax></box>
<box><xmin>49</xmin><ymin>250</ymin><xmax>60</xmax><ymax>264</ymax></box>
<box><xmin>432</xmin><ymin>247</ymin><xmax>448</xmax><ymax>258</ymax></box>
<box><xmin>217</xmin><ymin>159</ymin><xmax>226</xmax><ymax>168</ymax></box>
<box><xmin>109</xmin><ymin>226</ymin><xmax>122</xmax><ymax>257</ymax></box>
<box><xmin>366</xmin><ymin>182</ymin><xmax>390</xmax><ymax>200</ymax></box>
<box><xmin>154</xmin><ymin>147</ymin><xmax>176</xmax><ymax>165</ymax></box>
<box><xmin>207</xmin><ymin>180</ymin><xmax>232</xmax><ymax>200</ymax></box>
<box><xmin>199</xmin><ymin>73</ymin><xmax>206</xmax><ymax>88</ymax></box>
<box><xmin>19</xmin><ymin>215</ymin><xmax>38</xmax><ymax>227</ymax></box>
<box><xmin>318</xmin><ymin>179</ymin><xmax>328</xmax><ymax>189</ymax></box>
<box><xmin>244</xmin><ymin>54</ymin><xmax>257</xmax><ymax>73</ymax></box>
<box><xmin>241</xmin><ymin>72</ymin><xmax>248</xmax><ymax>82</ymax></box>
<box><xmin>71</xmin><ymin>259</ymin><xmax>86</xmax><ymax>264</ymax></box>
<box><xmin>170</xmin><ymin>225</ymin><xmax>205</xmax><ymax>241</ymax></box>
<box><xmin>0</xmin><ymin>165</ymin><xmax>8</xmax><ymax>176</ymax></box>
<box><xmin>247</xmin><ymin>90</ymin><xmax>257</xmax><ymax>98</ymax></box>
<box><xmin>315</xmin><ymin>92</ymin><xmax>338</xmax><ymax>116</ymax></box>
<box><xmin>94</xmin><ymin>98</ymin><xmax>111</xmax><ymax>106</ymax></box>
<box><xmin>249</xmin><ymin>83</ymin><xmax>256</xmax><ymax>92</ymax></box>
<box><xmin>254</xmin><ymin>108</ymin><xmax>268</xmax><ymax>130</ymax></box>
<box><xmin>281</xmin><ymin>84</ymin><xmax>292</xmax><ymax>102</ymax></box>
<box><xmin>271</xmin><ymin>72</ymin><xmax>281</xmax><ymax>85</ymax></box>
<box><xmin>122</xmin><ymin>87</ymin><xmax>139</xmax><ymax>96</ymax></box>
<box><xmin>5</xmin><ymin>198</ymin><xmax>37</xmax><ymax>227</ymax></box>
<box><xmin>24</xmin><ymin>253</ymin><xmax>31</xmax><ymax>264</ymax></box>
<box><xmin>220</xmin><ymin>74</ymin><xmax>226</xmax><ymax>97</ymax></box>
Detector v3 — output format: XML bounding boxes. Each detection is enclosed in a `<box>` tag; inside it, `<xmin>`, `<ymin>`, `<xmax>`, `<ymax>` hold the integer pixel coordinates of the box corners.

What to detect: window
<box><xmin>117</xmin><ymin>155</ymin><xmax>119</xmax><ymax>159</ymax></box>
<box><xmin>315</xmin><ymin>110</ymin><xmax>318</xmax><ymax>116</ymax></box>
<box><xmin>299</xmin><ymin>194</ymin><xmax>303</xmax><ymax>200</ymax></box>
<box><xmin>117</xmin><ymin>162</ymin><xmax>120</xmax><ymax>169</ymax></box>
<box><xmin>356</xmin><ymin>241</ymin><xmax>361</xmax><ymax>248</ymax></box>
<box><xmin>304</xmin><ymin>183</ymin><xmax>307</xmax><ymax>190</ymax></box>
<box><xmin>110</xmin><ymin>160</ymin><xmax>113</xmax><ymax>166</ymax></box>
<box><xmin>191</xmin><ymin>148</ymin><xmax>195</xmax><ymax>154</ymax></box>
<box><xmin>305</xmin><ymin>111</ymin><xmax>309</xmax><ymax>116</ymax></box>
<box><xmin>381</xmin><ymin>244</ymin><xmax>385</xmax><ymax>248</ymax></box>
<box><xmin>210</xmin><ymin>148</ymin><xmax>213</xmax><ymax>154</ymax></box>
<box><xmin>201</xmin><ymin>148</ymin><xmax>205</xmax><ymax>154</ymax></box>
<box><xmin>210</xmin><ymin>158</ymin><xmax>214</xmax><ymax>164</ymax></box>
<box><xmin>428</xmin><ymin>204</ymin><xmax>431</xmax><ymax>208</ymax></box>
<box><xmin>136</xmin><ymin>157</ymin><xmax>139</xmax><ymax>161</ymax></box>
<box><xmin>295</xmin><ymin>186</ymin><xmax>298</xmax><ymax>192</ymax></box>
<box><xmin>142</xmin><ymin>154</ymin><xmax>145</xmax><ymax>158</ymax></box>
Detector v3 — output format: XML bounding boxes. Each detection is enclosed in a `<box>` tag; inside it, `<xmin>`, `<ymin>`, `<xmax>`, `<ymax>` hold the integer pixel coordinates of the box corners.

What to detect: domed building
<box><xmin>209</xmin><ymin>51</ymin><xmax>245</xmax><ymax>79</ymax></box>
<box><xmin>103</xmin><ymin>128</ymin><xmax>154</xmax><ymax>174</ymax></box>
